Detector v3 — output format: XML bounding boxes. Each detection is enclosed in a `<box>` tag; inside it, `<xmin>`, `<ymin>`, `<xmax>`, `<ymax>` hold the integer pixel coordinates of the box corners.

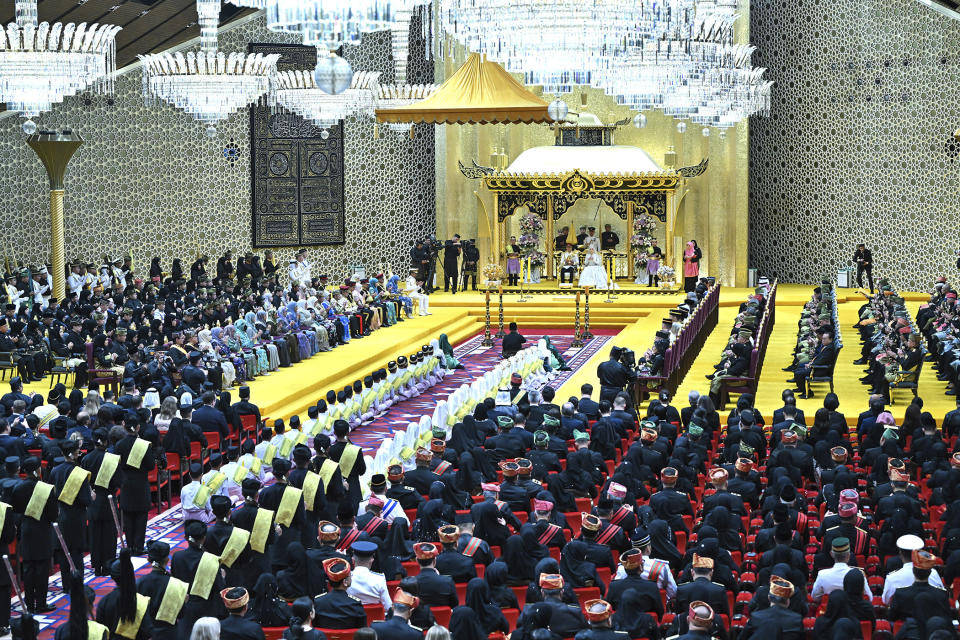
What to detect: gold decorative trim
<box><xmin>483</xmin><ymin>168</ymin><xmax>681</xmax><ymax>193</ymax></box>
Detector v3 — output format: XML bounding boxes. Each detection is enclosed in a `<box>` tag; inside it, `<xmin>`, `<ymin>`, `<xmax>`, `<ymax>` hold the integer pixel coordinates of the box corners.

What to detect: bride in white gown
<box><xmin>578</xmin><ymin>248</ymin><xmax>608</xmax><ymax>288</ymax></box>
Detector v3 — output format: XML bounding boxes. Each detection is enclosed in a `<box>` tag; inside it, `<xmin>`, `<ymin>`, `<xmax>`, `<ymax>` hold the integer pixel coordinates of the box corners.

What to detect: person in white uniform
<box><xmin>346</xmin><ymin>540</ymin><xmax>392</xmax><ymax>612</ymax></box>
<box><xmin>811</xmin><ymin>537</ymin><xmax>871</xmax><ymax>600</ymax></box>
<box><xmin>404</xmin><ymin>268</ymin><xmax>430</xmax><ymax>316</ymax></box>
<box><xmin>882</xmin><ymin>533</ymin><xmax>944</xmax><ymax>604</ymax></box>
<box><xmin>181</xmin><ymin>463</ymin><xmax>215</xmax><ymax>524</ymax></box>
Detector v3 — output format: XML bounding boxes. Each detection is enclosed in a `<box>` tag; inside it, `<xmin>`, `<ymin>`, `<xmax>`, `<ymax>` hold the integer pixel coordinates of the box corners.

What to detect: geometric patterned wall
<box><xmin>0</xmin><ymin>13</ymin><xmax>435</xmax><ymax>280</ymax></box>
<box><xmin>749</xmin><ymin>0</ymin><xmax>960</xmax><ymax>291</ymax></box>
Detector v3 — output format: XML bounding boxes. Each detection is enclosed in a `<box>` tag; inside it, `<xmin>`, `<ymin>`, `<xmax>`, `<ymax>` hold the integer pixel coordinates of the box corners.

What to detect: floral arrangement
<box><xmin>483</xmin><ymin>263</ymin><xmax>505</xmax><ymax>284</ymax></box>
<box><xmin>527</xmin><ymin>250</ymin><xmax>547</xmax><ymax>268</ymax></box>
<box><xmin>657</xmin><ymin>264</ymin><xmax>676</xmax><ymax>282</ymax></box>
<box><xmin>517</xmin><ymin>212</ymin><xmax>543</xmax><ymax>256</ymax></box>
<box><xmin>631</xmin><ymin>213</ymin><xmax>658</xmax><ymax>268</ymax></box>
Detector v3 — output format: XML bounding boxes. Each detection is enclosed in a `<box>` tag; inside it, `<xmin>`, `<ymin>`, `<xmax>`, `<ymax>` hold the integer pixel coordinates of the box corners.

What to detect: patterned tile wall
<box><xmin>749</xmin><ymin>0</ymin><xmax>960</xmax><ymax>290</ymax></box>
<box><xmin>0</xmin><ymin>12</ymin><xmax>435</xmax><ymax>279</ymax></box>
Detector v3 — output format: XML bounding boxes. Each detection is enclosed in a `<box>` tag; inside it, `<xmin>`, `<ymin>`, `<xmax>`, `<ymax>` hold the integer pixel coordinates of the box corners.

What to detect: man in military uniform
<box><xmin>888</xmin><ymin>549</ymin><xmax>952</xmax><ymax>625</ymax></box>
<box><xmin>600</xmin><ymin>224</ymin><xmax>620</xmax><ymax>251</ymax></box>
<box><xmin>816</xmin><ymin>500</ymin><xmax>870</xmax><ymax>572</ymax></box>
<box><xmin>519</xmin><ymin>574</ymin><xmax>586</xmax><ymax>638</ymax></box>
<box><xmin>578</xmin><ymin>514</ymin><xmax>618</xmax><ymax>573</ymax></box>
<box><xmin>411</xmin><ymin>542</ymin><xmax>458</xmax><ymax>607</ymax></box>
<box><xmin>576</xmin><ymin>599</ymin><xmax>631</xmax><ymax>640</ymax></box>
<box><xmin>674</xmin><ymin>555</ymin><xmax>728</xmax><ymax>635</ymax></box>
<box><xmin>461</xmin><ymin>239</ymin><xmax>480</xmax><ymax>291</ymax></box>
<box><xmin>385</xmin><ymin>464</ymin><xmax>424</xmax><ymax>512</ymax></box>
<box><xmin>738</xmin><ymin>577</ymin><xmax>804</xmax><ymax>639</ymax></box>
<box><xmin>435</xmin><ymin>524</ymin><xmax>477</xmax><ymax>583</ymax></box>
<box><xmin>667</xmin><ymin>601</ymin><xmax>716</xmax><ymax>639</ymax></box>
<box><xmin>456</xmin><ymin>521</ymin><xmax>495</xmax><ymax>566</ymax></box>
<box><xmin>605</xmin><ymin>549</ymin><xmax>663</xmax><ymax>618</ymax></box>
<box><xmin>405</xmin><ymin>448</ymin><xmax>442</xmax><ymax>495</ymax></box>
<box><xmin>346</xmin><ymin>540</ymin><xmax>391</xmax><ymax>611</ymax></box>
<box><xmin>371</xmin><ymin>589</ymin><xmax>423</xmax><ymax>640</ymax></box>
<box><xmin>312</xmin><ymin>557</ymin><xmax>368</xmax><ymax>629</ymax></box>
<box><xmin>650</xmin><ymin>467</ymin><xmax>694</xmax><ymax>535</ymax></box>
<box><xmin>307</xmin><ymin>521</ymin><xmax>351</xmax><ymax>593</ymax></box>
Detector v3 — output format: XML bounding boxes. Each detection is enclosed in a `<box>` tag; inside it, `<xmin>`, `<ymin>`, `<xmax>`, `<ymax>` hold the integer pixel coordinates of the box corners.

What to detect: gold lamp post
<box><xmin>27</xmin><ymin>129</ymin><xmax>83</xmax><ymax>301</ymax></box>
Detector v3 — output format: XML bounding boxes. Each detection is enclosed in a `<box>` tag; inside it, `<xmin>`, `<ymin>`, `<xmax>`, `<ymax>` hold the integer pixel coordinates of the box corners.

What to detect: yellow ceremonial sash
<box><xmin>127</xmin><ymin>438</ymin><xmax>150</xmax><ymax>470</ymax></box>
<box><xmin>276</xmin><ymin>486</ymin><xmax>302</xmax><ymax>528</ymax></box>
<box><xmin>25</xmin><ymin>481</ymin><xmax>54</xmax><ymax>521</ymax></box>
<box><xmin>263</xmin><ymin>444</ymin><xmax>276</xmax><ymax>465</ymax></box>
<box><xmin>114</xmin><ymin>593</ymin><xmax>150</xmax><ymax>639</ymax></box>
<box><xmin>295</xmin><ymin>431</ymin><xmax>308</xmax><ymax>446</ymax></box>
<box><xmin>318</xmin><ymin>459</ymin><xmax>338</xmax><ymax>491</ymax></box>
<box><xmin>329</xmin><ymin>406</ymin><xmax>342</xmax><ymax>421</ymax></box>
<box><xmin>59</xmin><ymin>466</ymin><xmax>91</xmax><ymax>506</ymax></box>
<box><xmin>232</xmin><ymin>464</ymin><xmax>249</xmax><ymax>485</ymax></box>
<box><xmin>250</xmin><ymin>507</ymin><xmax>274</xmax><ymax>553</ymax></box>
<box><xmin>0</xmin><ymin>502</ymin><xmax>9</xmax><ymax>533</ymax></box>
<box><xmin>361</xmin><ymin>392</ymin><xmax>374</xmax><ymax>414</ymax></box>
<box><xmin>154</xmin><ymin>577</ymin><xmax>188</xmax><ymax>625</ymax></box>
<box><xmin>87</xmin><ymin>619</ymin><xmax>110</xmax><ymax>640</ymax></box>
<box><xmin>279</xmin><ymin>434</ymin><xmax>296</xmax><ymax>457</ymax></box>
<box><xmin>192</xmin><ymin>484</ymin><xmax>213</xmax><ymax>509</ymax></box>
<box><xmin>208</xmin><ymin>472</ymin><xmax>226</xmax><ymax>492</ymax></box>
<box><xmin>301</xmin><ymin>471</ymin><xmax>321</xmax><ymax>511</ymax></box>
<box><xmin>338</xmin><ymin>444</ymin><xmax>360</xmax><ymax>477</ymax></box>
<box><xmin>219</xmin><ymin>527</ymin><xmax>250</xmax><ymax>568</ymax></box>
<box><xmin>95</xmin><ymin>452</ymin><xmax>121</xmax><ymax>489</ymax></box>
<box><xmin>303</xmin><ymin>419</ymin><xmax>319</xmax><ymax>437</ymax></box>
<box><xmin>399</xmin><ymin>446</ymin><xmax>415</xmax><ymax>461</ymax></box>
<box><xmin>188</xmin><ymin>552</ymin><xmax>220</xmax><ymax>599</ymax></box>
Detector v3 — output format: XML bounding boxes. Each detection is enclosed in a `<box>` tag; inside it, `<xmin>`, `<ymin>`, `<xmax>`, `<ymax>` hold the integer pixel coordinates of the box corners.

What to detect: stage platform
<box><xmin>17</xmin><ymin>282</ymin><xmax>946</xmax><ymax>427</ymax></box>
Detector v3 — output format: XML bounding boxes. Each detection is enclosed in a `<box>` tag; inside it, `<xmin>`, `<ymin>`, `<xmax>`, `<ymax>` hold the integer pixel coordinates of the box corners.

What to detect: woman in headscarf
<box><xmin>878</xmin><ymin>507</ymin><xmax>924</xmax><ymax>558</ymax></box>
<box><xmin>211</xmin><ymin>326</ymin><xmax>247</xmax><ymax>382</ymax></box>
<box><xmin>437</xmin><ymin>334</ymin><xmax>463</xmax><ymax>370</ymax></box>
<box><xmin>68</xmin><ymin>388</ymin><xmax>84</xmax><ymax>418</ymax></box>
<box><xmin>449</xmin><ymin>418</ymin><xmax>479</xmax><ymax>454</ymax></box>
<box><xmin>682</xmin><ymin>240</ymin><xmax>701</xmax><ymax>292</ymax></box>
<box><xmin>387</xmin><ymin>274</ymin><xmax>413</xmax><ymax>319</ymax></box>
<box><xmin>502</xmin><ymin>535</ymin><xmax>537</xmax><ymax>586</ymax></box>
<box><xmin>170</xmin><ymin>259</ymin><xmax>183</xmax><ymax>283</ymax></box>
<box><xmin>276</xmin><ymin>542</ymin><xmax>311</xmax><ymax>601</ymax></box>
<box><xmin>540</xmin><ymin>336</ymin><xmax>569</xmax><ymax>371</ymax></box>
<box><xmin>412</xmin><ymin>499</ymin><xmax>449</xmax><ymax>543</ymax></box>
<box><xmin>647</xmin><ymin>519</ymin><xmax>684</xmax><ymax>572</ymax></box>
<box><xmin>511</xmin><ymin>604</ymin><xmax>560</xmax><ymax>640</ymax></box>
<box><xmin>454</xmin><ymin>450</ymin><xmax>482</xmax><ymax>495</ymax></box>
<box><xmin>379</xmin><ymin>524</ymin><xmax>410</xmax><ymax>581</ymax></box>
<box><xmin>223</xmin><ymin>324</ymin><xmax>258</xmax><ymax>378</ymax></box>
<box><xmin>464</xmin><ymin>577</ymin><xmax>509</xmax><ymax>634</ymax></box>
<box><xmin>234</xmin><ymin>318</ymin><xmax>269</xmax><ymax>375</ymax></box>
<box><xmin>812</xmin><ymin>590</ymin><xmax>857</xmax><ymax>639</ymax></box>
<box><xmin>700</xmin><ymin>505</ymin><xmax>743</xmax><ymax>552</ymax></box>
<box><xmin>472</xmin><ymin>500</ymin><xmax>510</xmax><ymax>548</ymax></box>
<box><xmin>245</xmin><ymin>574</ymin><xmax>292</xmax><ymax>627</ymax></box>
<box><xmin>424</xmin><ymin>481</ymin><xmax>463</xmax><ymax>518</ymax></box>
<box><xmin>448</xmin><ymin>605</ymin><xmax>487</xmax><ymax>640</ymax></box>
<box><xmin>246</xmin><ymin>311</ymin><xmax>279</xmax><ymax>371</ymax></box>
<box><xmin>842</xmin><ymin>568</ymin><xmax>876</xmax><ymax>627</ymax></box>
<box><xmin>470</xmin><ymin>445</ymin><xmax>499</xmax><ymax>483</ymax></box>
<box><xmin>558</xmin><ymin>540</ymin><xmax>604</xmax><ymax>593</ymax></box>
<box><xmin>610</xmin><ymin>588</ymin><xmax>661</xmax><ymax>639</ymax></box>
<box><xmin>589</xmin><ymin>415</ymin><xmax>620</xmax><ymax>461</ymax></box>
<box><xmin>561</xmin><ymin>448</ymin><xmax>600</xmax><ymax>497</ymax></box>
<box><xmin>483</xmin><ymin>561</ymin><xmax>519</xmax><ymax>610</ymax></box>
<box><xmin>472</xmin><ymin>403</ymin><xmax>498</xmax><ymax>439</ymax></box>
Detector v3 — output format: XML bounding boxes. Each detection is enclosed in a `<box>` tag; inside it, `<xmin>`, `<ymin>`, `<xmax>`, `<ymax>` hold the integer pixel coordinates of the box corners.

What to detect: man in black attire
<box><xmin>519</xmin><ymin>573</ymin><xmax>586</xmax><ymax>638</ymax></box>
<box><xmin>854</xmin><ymin>243</ymin><xmax>874</xmax><ymax>293</ymax></box>
<box><xmin>81</xmin><ymin>428</ymin><xmax>121</xmax><ymax>576</ymax></box>
<box><xmin>371</xmin><ymin>589</ymin><xmax>424</xmax><ymax>640</ymax></box>
<box><xmin>192</xmin><ymin>390</ymin><xmax>229</xmax><ymax>439</ymax></box>
<box><xmin>600</xmin><ymin>224</ymin><xmax>619</xmax><ymax>250</ymax></box>
<box><xmin>675</xmin><ymin>555</ymin><xmax>729</xmax><ymax>635</ymax></box>
<box><xmin>49</xmin><ymin>440</ymin><xmax>90</xmax><ymax>593</ymax></box>
<box><xmin>219</xmin><ymin>586</ymin><xmax>266</xmax><ymax>640</ymax></box>
<box><xmin>13</xmin><ymin>456</ymin><xmax>58</xmax><ymax>613</ymax></box>
<box><xmin>443</xmin><ymin>235</ymin><xmax>461</xmax><ymax>294</ymax></box>
<box><xmin>501</xmin><ymin>322</ymin><xmax>527</xmax><ymax>358</ymax></box>
<box><xmin>435</xmin><ymin>524</ymin><xmax>477</xmax><ymax>583</ymax></box>
<box><xmin>231</xmin><ymin>385</ymin><xmax>261</xmax><ymax>431</ymax></box>
<box><xmin>114</xmin><ymin>414</ymin><xmax>156</xmax><ymax>555</ymax></box>
<box><xmin>597</xmin><ymin>347</ymin><xmax>637</xmax><ymax>404</ymax></box>
<box><xmin>312</xmin><ymin>557</ymin><xmax>368</xmax><ymax>629</ymax></box>
<box><xmin>410</xmin><ymin>542</ymin><xmax>459</xmax><ymax>607</ymax></box>
<box><xmin>789</xmin><ymin>331</ymin><xmax>837</xmax><ymax>399</ymax></box>
<box><xmin>739</xmin><ymin>576</ymin><xmax>804</xmax><ymax>640</ymax></box>
<box><xmin>461</xmin><ymin>239</ymin><xmax>480</xmax><ymax>291</ymax></box>
<box><xmin>410</xmin><ymin>239</ymin><xmax>432</xmax><ymax>289</ymax></box>
<box><xmin>605</xmin><ymin>549</ymin><xmax>663</xmax><ymax>617</ymax></box>
<box><xmin>180</xmin><ymin>351</ymin><xmax>207</xmax><ymax>396</ymax></box>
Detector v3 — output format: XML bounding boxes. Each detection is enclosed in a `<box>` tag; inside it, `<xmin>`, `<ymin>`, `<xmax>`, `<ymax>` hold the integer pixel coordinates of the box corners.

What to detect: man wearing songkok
<box><xmin>517</xmin><ymin>574</ymin><xmax>586</xmax><ymax>639</ymax></box>
<box><xmin>435</xmin><ymin>524</ymin><xmax>477</xmax><ymax>583</ymax></box>
<box><xmin>371</xmin><ymin>589</ymin><xmax>423</xmax><ymax>640</ymax></box>
<box><xmin>882</xmin><ymin>533</ymin><xmax>945</xmax><ymax>603</ymax></box>
<box><xmin>218</xmin><ymin>587</ymin><xmax>265</xmax><ymax>640</ymax></box>
<box><xmin>312</xmin><ymin>557</ymin><xmax>367</xmax><ymax>629</ymax></box>
<box><xmin>605</xmin><ymin>548</ymin><xmax>663</xmax><ymax>618</ymax></box>
<box><xmin>672</xmin><ymin>601</ymin><xmax>716</xmax><ymax>639</ymax></box>
<box><xmin>410</xmin><ymin>542</ymin><xmax>458</xmax><ymax>607</ymax></box>
<box><xmin>385</xmin><ymin>464</ymin><xmax>425</xmax><ymax>511</ymax></box>
<box><xmin>577</xmin><ymin>599</ymin><xmax>629</xmax><ymax>640</ymax></box>
<box><xmin>307</xmin><ymin>521</ymin><xmax>351</xmax><ymax>593</ymax></box>
<box><xmin>578</xmin><ymin>513</ymin><xmax>618</xmax><ymax>573</ymax></box>
<box><xmin>404</xmin><ymin>447</ymin><xmax>442</xmax><ymax>495</ymax></box>
<box><xmin>675</xmin><ymin>554</ymin><xmax>728</xmax><ymax>635</ymax></box>
<box><xmin>649</xmin><ymin>466</ymin><xmax>695</xmax><ymax>535</ymax></box>
<box><xmin>739</xmin><ymin>577</ymin><xmax>804</xmax><ymax>639</ymax></box>
<box><xmin>888</xmin><ymin>550</ymin><xmax>952</xmax><ymax>627</ymax></box>
<box><xmin>520</xmin><ymin>498</ymin><xmax>567</xmax><ymax>548</ymax></box>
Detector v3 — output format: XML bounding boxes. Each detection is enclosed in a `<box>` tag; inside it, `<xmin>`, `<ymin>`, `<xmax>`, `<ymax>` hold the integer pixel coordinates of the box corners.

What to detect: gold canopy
<box><xmin>375</xmin><ymin>53</ymin><xmax>551</xmax><ymax>125</ymax></box>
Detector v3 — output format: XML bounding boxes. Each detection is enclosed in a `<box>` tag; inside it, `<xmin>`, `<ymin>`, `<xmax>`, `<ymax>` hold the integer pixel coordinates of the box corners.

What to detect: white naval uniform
<box><xmin>614</xmin><ymin>556</ymin><xmax>679</xmax><ymax>601</ymax></box>
<box><xmin>881</xmin><ymin>562</ymin><xmax>944</xmax><ymax>604</ymax></box>
<box><xmin>404</xmin><ymin>276</ymin><xmax>429</xmax><ymax>315</ymax></box>
<box><xmin>811</xmin><ymin>562</ymin><xmax>871</xmax><ymax>600</ymax></box>
<box><xmin>347</xmin><ymin>565</ymin><xmax>392</xmax><ymax>611</ymax></box>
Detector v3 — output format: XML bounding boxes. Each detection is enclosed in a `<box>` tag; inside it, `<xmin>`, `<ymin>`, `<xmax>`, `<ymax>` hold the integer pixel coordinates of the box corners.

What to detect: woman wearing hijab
<box><xmin>472</xmin><ymin>404</ymin><xmax>497</xmax><ymax>440</ymax></box>
<box><xmin>542</xmin><ymin>474</ymin><xmax>578</xmax><ymax>514</ymax></box>
<box><xmin>470</xmin><ymin>445</ymin><xmax>499</xmax><ymax>482</ymax></box>
<box><xmin>700</xmin><ymin>505</ymin><xmax>743</xmax><ymax>552</ymax></box>
<box><xmin>276</xmin><ymin>542</ymin><xmax>311</xmax><ymax>601</ymax></box>
<box><xmin>511</xmin><ymin>604</ymin><xmax>561</xmax><ymax>640</ymax></box>
<box><xmin>454</xmin><ymin>451</ymin><xmax>482</xmax><ymax>495</ymax></box>
<box><xmin>558</xmin><ymin>540</ymin><xmax>605</xmax><ymax>593</ymax></box>
<box><xmin>464</xmin><ymin>577</ymin><xmax>509</xmax><ymax>634</ymax></box>
<box><xmin>610</xmin><ymin>588</ymin><xmax>661</xmax><ymax>639</ymax></box>
<box><xmin>503</xmin><ymin>535</ymin><xmax>537</xmax><ymax>586</ymax></box>
<box><xmin>429</xmin><ymin>479</ymin><xmax>469</xmax><ymax>512</ymax></box>
<box><xmin>437</xmin><ymin>334</ymin><xmax>463</xmax><ymax>370</ymax></box>
<box><xmin>448</xmin><ymin>418</ymin><xmax>479</xmax><ymax>454</ymax></box>
<box><xmin>412</xmin><ymin>500</ymin><xmax>449</xmax><ymax>543</ymax></box>
<box><xmin>842</xmin><ymin>569</ymin><xmax>875</xmax><ymax>627</ymax></box>
<box><xmin>472</xmin><ymin>500</ymin><xmax>511</xmax><ymax>548</ymax></box>
<box><xmin>483</xmin><ymin>561</ymin><xmax>519</xmax><ymax>610</ymax></box>
<box><xmin>647</xmin><ymin>519</ymin><xmax>684</xmax><ymax>572</ymax></box>
<box><xmin>682</xmin><ymin>240</ymin><xmax>701</xmax><ymax>292</ymax></box>
<box><xmin>812</xmin><ymin>590</ymin><xmax>857</xmax><ymax>638</ymax></box>
<box><xmin>68</xmin><ymin>388</ymin><xmax>84</xmax><ymax>418</ymax></box>
<box><xmin>245</xmin><ymin>574</ymin><xmax>292</xmax><ymax>627</ymax></box>
<box><xmin>448</xmin><ymin>605</ymin><xmax>487</xmax><ymax>640</ymax></box>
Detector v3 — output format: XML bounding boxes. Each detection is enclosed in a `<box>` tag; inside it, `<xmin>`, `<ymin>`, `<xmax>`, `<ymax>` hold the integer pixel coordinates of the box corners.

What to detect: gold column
<box><xmin>626</xmin><ymin>200</ymin><xmax>635</xmax><ymax>279</ymax></box>
<box><xmin>546</xmin><ymin>196</ymin><xmax>555</xmax><ymax>279</ymax></box>
<box><xmin>665</xmin><ymin>190</ymin><xmax>675</xmax><ymax>268</ymax></box>
<box><xmin>492</xmin><ymin>193</ymin><xmax>500</xmax><ymax>265</ymax></box>
<box><xmin>49</xmin><ymin>190</ymin><xmax>66</xmax><ymax>300</ymax></box>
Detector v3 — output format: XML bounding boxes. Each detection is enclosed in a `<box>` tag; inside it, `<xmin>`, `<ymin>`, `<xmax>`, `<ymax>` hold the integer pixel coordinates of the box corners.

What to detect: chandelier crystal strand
<box><xmin>274</xmin><ymin>69</ymin><xmax>381</xmax><ymax>129</ymax></box>
<box><xmin>139</xmin><ymin>0</ymin><xmax>279</xmax><ymax>136</ymax></box>
<box><xmin>0</xmin><ymin>0</ymin><xmax>120</xmax><ymax>132</ymax></box>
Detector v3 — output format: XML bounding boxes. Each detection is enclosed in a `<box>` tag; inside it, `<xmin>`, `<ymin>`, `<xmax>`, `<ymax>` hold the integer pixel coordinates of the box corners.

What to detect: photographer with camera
<box><xmin>596</xmin><ymin>346</ymin><xmax>638</xmax><ymax>404</ymax></box>
<box><xmin>443</xmin><ymin>234</ymin><xmax>462</xmax><ymax>294</ymax></box>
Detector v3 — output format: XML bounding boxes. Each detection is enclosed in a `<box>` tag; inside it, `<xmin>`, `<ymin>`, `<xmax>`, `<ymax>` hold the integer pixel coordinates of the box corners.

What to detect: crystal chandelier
<box><xmin>0</xmin><ymin>0</ymin><xmax>120</xmax><ymax>133</ymax></box>
<box><xmin>375</xmin><ymin>83</ymin><xmax>437</xmax><ymax>133</ymax></box>
<box><xmin>274</xmin><ymin>69</ymin><xmax>380</xmax><ymax>129</ymax></box>
<box><xmin>139</xmin><ymin>0</ymin><xmax>279</xmax><ymax>136</ymax></box>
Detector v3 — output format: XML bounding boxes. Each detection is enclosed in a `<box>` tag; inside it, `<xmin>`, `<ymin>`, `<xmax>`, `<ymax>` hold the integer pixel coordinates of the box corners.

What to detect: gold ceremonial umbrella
<box><xmin>375</xmin><ymin>53</ymin><xmax>552</xmax><ymax>125</ymax></box>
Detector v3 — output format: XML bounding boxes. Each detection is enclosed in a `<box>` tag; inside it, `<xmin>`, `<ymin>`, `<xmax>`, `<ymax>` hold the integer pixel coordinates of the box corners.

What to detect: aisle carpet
<box><xmin>24</xmin><ymin>329</ymin><xmax>612</xmax><ymax>639</ymax></box>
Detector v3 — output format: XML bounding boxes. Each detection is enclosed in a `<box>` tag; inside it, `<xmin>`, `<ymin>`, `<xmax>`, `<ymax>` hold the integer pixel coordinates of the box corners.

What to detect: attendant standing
<box><xmin>683</xmin><ymin>240</ymin><xmax>702</xmax><ymax>292</ymax></box>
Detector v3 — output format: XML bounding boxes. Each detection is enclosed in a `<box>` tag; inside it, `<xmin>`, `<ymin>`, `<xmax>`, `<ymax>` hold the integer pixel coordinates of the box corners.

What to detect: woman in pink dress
<box><xmin>683</xmin><ymin>240</ymin><xmax>702</xmax><ymax>292</ymax></box>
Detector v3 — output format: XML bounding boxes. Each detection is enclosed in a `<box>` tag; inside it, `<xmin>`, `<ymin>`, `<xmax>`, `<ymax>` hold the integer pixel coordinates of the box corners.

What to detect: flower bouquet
<box><xmin>657</xmin><ymin>264</ymin><xmax>676</xmax><ymax>287</ymax></box>
<box><xmin>483</xmin><ymin>263</ymin><xmax>505</xmax><ymax>287</ymax></box>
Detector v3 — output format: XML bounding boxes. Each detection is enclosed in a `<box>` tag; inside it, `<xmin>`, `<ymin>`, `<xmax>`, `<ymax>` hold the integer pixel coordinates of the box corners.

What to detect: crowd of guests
<box><xmin>781</xmin><ymin>284</ymin><xmax>839</xmax><ymax>399</ymax></box>
<box><xmin>704</xmin><ymin>285</ymin><xmax>771</xmax><ymax>404</ymax></box>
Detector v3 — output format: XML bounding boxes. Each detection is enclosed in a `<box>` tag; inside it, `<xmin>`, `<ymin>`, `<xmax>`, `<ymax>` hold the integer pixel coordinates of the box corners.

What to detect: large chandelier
<box><xmin>375</xmin><ymin>83</ymin><xmax>437</xmax><ymax>133</ymax></box>
<box><xmin>139</xmin><ymin>0</ymin><xmax>279</xmax><ymax>136</ymax></box>
<box><xmin>0</xmin><ymin>0</ymin><xmax>120</xmax><ymax>133</ymax></box>
<box><xmin>274</xmin><ymin>69</ymin><xmax>380</xmax><ymax>129</ymax></box>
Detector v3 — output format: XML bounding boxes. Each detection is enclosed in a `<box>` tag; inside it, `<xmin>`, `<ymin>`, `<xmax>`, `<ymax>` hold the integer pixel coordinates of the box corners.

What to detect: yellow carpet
<box><xmin>22</xmin><ymin>283</ymin><xmax>951</xmax><ymax>425</ymax></box>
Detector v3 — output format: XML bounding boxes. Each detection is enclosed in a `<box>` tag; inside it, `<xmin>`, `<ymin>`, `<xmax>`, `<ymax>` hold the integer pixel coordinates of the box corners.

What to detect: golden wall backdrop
<box><xmin>432</xmin><ymin>30</ymin><xmax>750</xmax><ymax>287</ymax></box>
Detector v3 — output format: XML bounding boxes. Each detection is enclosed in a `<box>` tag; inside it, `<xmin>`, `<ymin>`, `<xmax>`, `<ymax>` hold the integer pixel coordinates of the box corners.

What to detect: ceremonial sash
<box><xmin>188</xmin><ymin>552</ymin><xmax>220</xmax><ymax>599</ymax></box>
<box><xmin>219</xmin><ymin>527</ymin><xmax>250</xmax><ymax>568</ymax></box>
<box><xmin>95</xmin><ymin>452</ymin><xmax>121</xmax><ymax>488</ymax></box>
<box><xmin>154</xmin><ymin>577</ymin><xmax>188</xmax><ymax>625</ymax></box>
<box><xmin>538</xmin><ymin>523</ymin><xmax>562</xmax><ymax>546</ymax></box>
<box><xmin>279</xmin><ymin>433</ymin><xmax>297</xmax><ymax>457</ymax></box>
<box><xmin>318</xmin><ymin>459</ymin><xmax>338</xmax><ymax>491</ymax></box>
<box><xmin>339</xmin><ymin>444</ymin><xmax>361</xmax><ymax>477</ymax></box>
<box><xmin>511</xmin><ymin>392</ymin><xmax>524</xmax><ymax>406</ymax></box>
<box><xmin>462</xmin><ymin>537</ymin><xmax>482</xmax><ymax>557</ymax></box>
<box><xmin>361</xmin><ymin>392</ymin><xmax>374</xmax><ymax>414</ymax></box>
<box><xmin>795</xmin><ymin>512</ymin><xmax>808</xmax><ymax>534</ymax></box>
<box><xmin>251</xmin><ymin>457</ymin><xmax>262</xmax><ymax>475</ymax></box>
<box><xmin>233</xmin><ymin>464</ymin><xmax>249</xmax><ymax>485</ymax></box>
<box><xmin>276</xmin><ymin>486</ymin><xmax>303</xmax><ymax>528</ymax></box>
<box><xmin>127</xmin><ymin>438</ymin><xmax>150</xmax><ymax>470</ymax></box>
<box><xmin>250</xmin><ymin>508</ymin><xmax>274</xmax><ymax>553</ymax></box>
<box><xmin>854</xmin><ymin>528</ymin><xmax>868</xmax><ymax>554</ymax></box>
<box><xmin>59</xmin><ymin>466</ymin><xmax>91</xmax><ymax>506</ymax></box>
<box><xmin>301</xmin><ymin>471</ymin><xmax>321</xmax><ymax>511</ymax></box>
<box><xmin>115</xmin><ymin>594</ymin><xmax>150</xmax><ymax>639</ymax></box>
<box><xmin>595</xmin><ymin>523</ymin><xmax>622</xmax><ymax>546</ymax></box>
<box><xmin>0</xmin><ymin>502</ymin><xmax>9</xmax><ymax>533</ymax></box>
<box><xmin>648</xmin><ymin>560</ymin><xmax>666</xmax><ymax>585</ymax></box>
<box><xmin>25</xmin><ymin>481</ymin><xmax>54</xmax><ymax>521</ymax></box>
<box><xmin>494</xmin><ymin>500</ymin><xmax>507</xmax><ymax>511</ymax></box>
<box><xmin>337</xmin><ymin>528</ymin><xmax>360</xmax><ymax>552</ymax></box>
<box><xmin>192</xmin><ymin>484</ymin><xmax>213</xmax><ymax>509</ymax></box>
<box><xmin>399</xmin><ymin>446</ymin><xmax>415</xmax><ymax>461</ymax></box>
<box><xmin>208</xmin><ymin>472</ymin><xmax>226</xmax><ymax>492</ymax></box>
<box><xmin>87</xmin><ymin>619</ymin><xmax>110</xmax><ymax>640</ymax></box>
<box><xmin>609</xmin><ymin>506</ymin><xmax>631</xmax><ymax>526</ymax></box>
<box><xmin>434</xmin><ymin>461</ymin><xmax>451</xmax><ymax>475</ymax></box>
<box><xmin>381</xmin><ymin>498</ymin><xmax>399</xmax><ymax>521</ymax></box>
<box><xmin>295</xmin><ymin>431</ymin><xmax>308</xmax><ymax>446</ymax></box>
<box><xmin>361</xmin><ymin>515</ymin><xmax>385</xmax><ymax>535</ymax></box>
<box><xmin>263</xmin><ymin>444</ymin><xmax>277</xmax><ymax>465</ymax></box>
